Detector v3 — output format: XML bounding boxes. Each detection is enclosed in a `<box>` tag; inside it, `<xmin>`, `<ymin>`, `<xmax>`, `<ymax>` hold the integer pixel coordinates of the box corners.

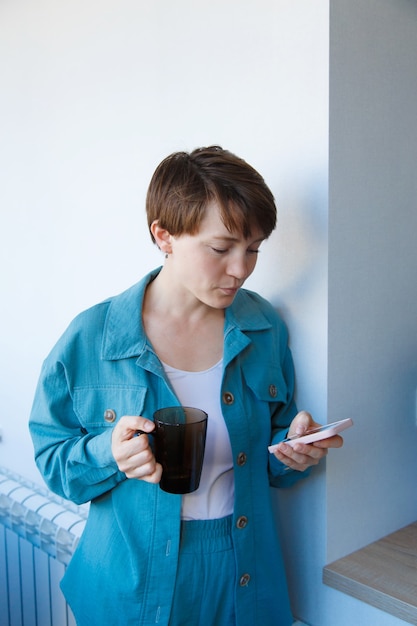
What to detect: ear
<box><xmin>150</xmin><ymin>220</ymin><xmax>173</xmax><ymax>254</ymax></box>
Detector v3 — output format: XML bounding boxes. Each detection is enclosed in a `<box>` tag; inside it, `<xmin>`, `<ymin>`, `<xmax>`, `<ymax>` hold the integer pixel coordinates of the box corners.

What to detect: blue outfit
<box><xmin>29</xmin><ymin>268</ymin><xmax>308</xmax><ymax>625</ymax></box>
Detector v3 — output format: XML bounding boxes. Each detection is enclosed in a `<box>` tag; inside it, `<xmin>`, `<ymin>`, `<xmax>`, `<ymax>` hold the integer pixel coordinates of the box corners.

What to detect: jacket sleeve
<box><xmin>29</xmin><ymin>358</ymin><xmax>127</xmax><ymax>505</ymax></box>
<box><xmin>267</xmin><ymin>335</ymin><xmax>311</xmax><ymax>488</ymax></box>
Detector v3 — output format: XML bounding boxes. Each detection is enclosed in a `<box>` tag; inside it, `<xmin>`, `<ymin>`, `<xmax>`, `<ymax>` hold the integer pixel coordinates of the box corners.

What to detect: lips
<box><xmin>219</xmin><ymin>286</ymin><xmax>240</xmax><ymax>296</ymax></box>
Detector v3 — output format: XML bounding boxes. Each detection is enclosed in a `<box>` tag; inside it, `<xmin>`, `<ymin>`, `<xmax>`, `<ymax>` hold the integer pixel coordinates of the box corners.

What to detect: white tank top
<box><xmin>162</xmin><ymin>359</ymin><xmax>234</xmax><ymax>520</ymax></box>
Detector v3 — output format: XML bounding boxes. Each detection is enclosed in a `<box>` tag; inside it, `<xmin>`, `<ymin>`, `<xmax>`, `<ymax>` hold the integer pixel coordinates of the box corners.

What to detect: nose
<box><xmin>226</xmin><ymin>253</ymin><xmax>251</xmax><ymax>281</ymax></box>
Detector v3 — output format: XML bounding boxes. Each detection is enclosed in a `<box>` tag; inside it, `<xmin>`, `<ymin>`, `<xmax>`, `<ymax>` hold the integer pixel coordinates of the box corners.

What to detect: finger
<box><xmin>291</xmin><ymin>449</ymin><xmax>326</xmax><ymax>468</ymax></box>
<box><xmin>127</xmin><ymin>456</ymin><xmax>162</xmax><ymax>482</ymax></box>
<box><xmin>140</xmin><ymin>462</ymin><xmax>163</xmax><ymax>484</ymax></box>
<box><xmin>114</xmin><ymin>416</ymin><xmax>155</xmax><ymax>442</ymax></box>
<box><xmin>312</xmin><ymin>434</ymin><xmax>344</xmax><ymax>449</ymax></box>
<box><xmin>119</xmin><ymin>446</ymin><xmax>157</xmax><ymax>477</ymax></box>
<box><xmin>275</xmin><ymin>442</ymin><xmax>325</xmax><ymax>472</ymax></box>
<box><xmin>292</xmin><ymin>441</ymin><xmax>327</xmax><ymax>459</ymax></box>
<box><xmin>122</xmin><ymin>433</ymin><xmax>153</xmax><ymax>461</ymax></box>
<box><xmin>288</xmin><ymin>410</ymin><xmax>314</xmax><ymax>437</ymax></box>
<box><xmin>112</xmin><ymin>426</ymin><xmax>156</xmax><ymax>472</ymax></box>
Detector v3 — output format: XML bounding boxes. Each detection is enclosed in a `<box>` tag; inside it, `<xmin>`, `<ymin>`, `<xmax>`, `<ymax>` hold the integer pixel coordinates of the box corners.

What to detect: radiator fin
<box><xmin>0</xmin><ymin>466</ymin><xmax>87</xmax><ymax>626</ymax></box>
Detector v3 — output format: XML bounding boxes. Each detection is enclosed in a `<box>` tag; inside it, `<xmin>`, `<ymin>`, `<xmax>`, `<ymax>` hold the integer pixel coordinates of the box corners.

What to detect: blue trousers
<box><xmin>169</xmin><ymin>516</ymin><xmax>236</xmax><ymax>626</ymax></box>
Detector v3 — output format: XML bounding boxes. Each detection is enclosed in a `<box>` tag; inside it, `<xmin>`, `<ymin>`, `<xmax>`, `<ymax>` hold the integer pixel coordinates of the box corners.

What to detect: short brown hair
<box><xmin>146</xmin><ymin>146</ymin><xmax>277</xmax><ymax>243</ymax></box>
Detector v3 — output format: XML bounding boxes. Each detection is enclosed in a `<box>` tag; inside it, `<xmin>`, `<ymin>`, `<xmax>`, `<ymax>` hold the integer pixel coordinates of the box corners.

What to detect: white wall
<box><xmin>0</xmin><ymin>0</ymin><xmax>329</xmax><ymax>482</ymax></box>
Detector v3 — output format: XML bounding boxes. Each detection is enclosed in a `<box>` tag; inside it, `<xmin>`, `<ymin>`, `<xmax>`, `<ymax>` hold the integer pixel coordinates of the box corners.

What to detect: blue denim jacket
<box><xmin>29</xmin><ymin>268</ymin><xmax>308</xmax><ymax>626</ymax></box>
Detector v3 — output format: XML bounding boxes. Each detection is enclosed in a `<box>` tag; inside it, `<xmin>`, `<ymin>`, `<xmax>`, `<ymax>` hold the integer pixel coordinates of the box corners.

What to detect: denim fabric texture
<box><xmin>29</xmin><ymin>267</ymin><xmax>308</xmax><ymax>626</ymax></box>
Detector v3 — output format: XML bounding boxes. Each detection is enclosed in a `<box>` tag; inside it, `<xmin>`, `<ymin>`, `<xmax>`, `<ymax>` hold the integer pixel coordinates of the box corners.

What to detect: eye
<box><xmin>247</xmin><ymin>248</ymin><xmax>260</xmax><ymax>255</ymax></box>
<box><xmin>211</xmin><ymin>247</ymin><xmax>228</xmax><ymax>255</ymax></box>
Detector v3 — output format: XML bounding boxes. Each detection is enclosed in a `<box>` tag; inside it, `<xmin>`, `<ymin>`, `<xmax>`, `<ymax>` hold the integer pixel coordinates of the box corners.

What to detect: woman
<box><xmin>29</xmin><ymin>146</ymin><xmax>342</xmax><ymax>626</ymax></box>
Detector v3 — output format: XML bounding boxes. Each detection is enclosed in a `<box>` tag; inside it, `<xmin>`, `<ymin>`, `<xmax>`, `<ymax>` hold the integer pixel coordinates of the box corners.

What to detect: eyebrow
<box><xmin>210</xmin><ymin>235</ymin><xmax>265</xmax><ymax>244</ymax></box>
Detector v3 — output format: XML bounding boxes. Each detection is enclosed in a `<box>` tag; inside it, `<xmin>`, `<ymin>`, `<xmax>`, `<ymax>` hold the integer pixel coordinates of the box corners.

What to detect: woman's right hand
<box><xmin>111</xmin><ymin>415</ymin><xmax>162</xmax><ymax>483</ymax></box>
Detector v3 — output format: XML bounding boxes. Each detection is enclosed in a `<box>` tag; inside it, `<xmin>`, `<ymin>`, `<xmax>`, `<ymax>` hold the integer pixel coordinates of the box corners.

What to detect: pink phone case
<box><xmin>268</xmin><ymin>418</ymin><xmax>353</xmax><ymax>452</ymax></box>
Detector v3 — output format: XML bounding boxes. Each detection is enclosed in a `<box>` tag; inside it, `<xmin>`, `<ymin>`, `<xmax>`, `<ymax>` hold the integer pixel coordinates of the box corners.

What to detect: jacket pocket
<box><xmin>73</xmin><ymin>385</ymin><xmax>147</xmax><ymax>433</ymax></box>
<box><xmin>242</xmin><ymin>362</ymin><xmax>288</xmax><ymax>406</ymax></box>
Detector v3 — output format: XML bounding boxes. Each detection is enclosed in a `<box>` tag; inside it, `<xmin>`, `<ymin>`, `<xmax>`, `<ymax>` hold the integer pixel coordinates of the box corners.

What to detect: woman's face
<box><xmin>167</xmin><ymin>202</ymin><xmax>265</xmax><ymax>310</ymax></box>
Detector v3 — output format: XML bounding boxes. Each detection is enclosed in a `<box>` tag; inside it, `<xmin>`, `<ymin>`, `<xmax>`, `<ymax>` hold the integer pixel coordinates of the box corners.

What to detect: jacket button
<box><xmin>237</xmin><ymin>452</ymin><xmax>247</xmax><ymax>466</ymax></box>
<box><xmin>104</xmin><ymin>409</ymin><xmax>116</xmax><ymax>423</ymax></box>
<box><xmin>239</xmin><ymin>573</ymin><xmax>251</xmax><ymax>587</ymax></box>
<box><xmin>223</xmin><ymin>391</ymin><xmax>234</xmax><ymax>405</ymax></box>
<box><xmin>269</xmin><ymin>384</ymin><xmax>277</xmax><ymax>398</ymax></box>
<box><xmin>236</xmin><ymin>516</ymin><xmax>248</xmax><ymax>529</ymax></box>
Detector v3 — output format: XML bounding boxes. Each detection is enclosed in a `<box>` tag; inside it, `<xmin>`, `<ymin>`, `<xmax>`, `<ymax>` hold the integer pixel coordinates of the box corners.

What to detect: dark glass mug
<box><xmin>152</xmin><ymin>406</ymin><xmax>208</xmax><ymax>494</ymax></box>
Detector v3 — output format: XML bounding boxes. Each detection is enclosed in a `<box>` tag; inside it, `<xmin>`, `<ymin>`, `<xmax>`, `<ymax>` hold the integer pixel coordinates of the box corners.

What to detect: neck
<box><xmin>146</xmin><ymin>266</ymin><xmax>223</xmax><ymax>323</ymax></box>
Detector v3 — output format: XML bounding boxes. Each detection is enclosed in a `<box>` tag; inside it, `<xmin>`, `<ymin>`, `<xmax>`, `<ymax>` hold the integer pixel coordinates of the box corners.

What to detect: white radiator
<box><xmin>0</xmin><ymin>466</ymin><xmax>87</xmax><ymax>626</ymax></box>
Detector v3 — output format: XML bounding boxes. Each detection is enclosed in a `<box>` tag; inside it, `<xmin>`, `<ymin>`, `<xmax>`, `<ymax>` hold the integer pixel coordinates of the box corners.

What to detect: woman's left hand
<box><xmin>273</xmin><ymin>411</ymin><xmax>344</xmax><ymax>472</ymax></box>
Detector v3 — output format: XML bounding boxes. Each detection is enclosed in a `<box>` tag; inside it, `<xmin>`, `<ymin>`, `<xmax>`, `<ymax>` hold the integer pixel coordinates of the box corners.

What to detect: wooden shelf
<box><xmin>323</xmin><ymin>521</ymin><xmax>417</xmax><ymax>624</ymax></box>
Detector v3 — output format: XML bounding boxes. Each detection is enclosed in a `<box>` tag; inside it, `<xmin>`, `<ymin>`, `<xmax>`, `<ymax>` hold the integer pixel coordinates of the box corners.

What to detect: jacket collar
<box><xmin>101</xmin><ymin>268</ymin><xmax>272</xmax><ymax>361</ymax></box>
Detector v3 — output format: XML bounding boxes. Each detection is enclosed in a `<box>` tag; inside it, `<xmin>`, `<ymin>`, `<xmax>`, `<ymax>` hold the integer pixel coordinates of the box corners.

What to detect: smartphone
<box><xmin>268</xmin><ymin>418</ymin><xmax>353</xmax><ymax>452</ymax></box>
